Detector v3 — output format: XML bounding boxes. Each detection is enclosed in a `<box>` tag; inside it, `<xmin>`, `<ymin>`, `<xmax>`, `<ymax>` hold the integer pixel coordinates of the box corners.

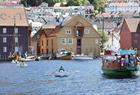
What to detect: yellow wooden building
<box><xmin>38</xmin><ymin>16</ymin><xmax>101</xmax><ymax>57</ymax></box>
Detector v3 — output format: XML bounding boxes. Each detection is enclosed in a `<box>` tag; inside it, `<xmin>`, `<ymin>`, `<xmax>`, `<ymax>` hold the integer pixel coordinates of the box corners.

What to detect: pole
<box><xmin>102</xmin><ymin>15</ymin><xmax>104</xmax><ymax>52</ymax></box>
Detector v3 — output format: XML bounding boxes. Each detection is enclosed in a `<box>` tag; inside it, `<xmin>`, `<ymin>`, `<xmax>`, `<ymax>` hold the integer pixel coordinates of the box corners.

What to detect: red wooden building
<box><xmin>120</xmin><ymin>18</ymin><xmax>140</xmax><ymax>50</ymax></box>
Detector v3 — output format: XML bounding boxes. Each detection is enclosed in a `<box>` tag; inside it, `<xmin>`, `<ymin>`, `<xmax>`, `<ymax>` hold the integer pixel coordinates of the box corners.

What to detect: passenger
<box><xmin>121</xmin><ymin>55</ymin><xmax>125</xmax><ymax>66</ymax></box>
<box><xmin>59</xmin><ymin>66</ymin><xmax>65</xmax><ymax>72</ymax></box>
<box><xmin>125</xmin><ymin>55</ymin><xmax>129</xmax><ymax>66</ymax></box>
<box><xmin>129</xmin><ymin>54</ymin><xmax>135</xmax><ymax>66</ymax></box>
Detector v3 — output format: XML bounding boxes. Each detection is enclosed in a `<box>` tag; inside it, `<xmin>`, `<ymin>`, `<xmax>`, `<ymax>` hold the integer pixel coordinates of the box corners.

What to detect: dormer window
<box><xmin>65</xmin><ymin>30</ymin><xmax>71</xmax><ymax>34</ymax></box>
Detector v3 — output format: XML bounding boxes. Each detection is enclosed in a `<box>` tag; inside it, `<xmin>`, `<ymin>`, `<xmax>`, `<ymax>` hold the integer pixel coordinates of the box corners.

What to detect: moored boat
<box><xmin>72</xmin><ymin>54</ymin><xmax>93</xmax><ymax>60</ymax></box>
<box><xmin>56</xmin><ymin>49</ymin><xmax>72</xmax><ymax>60</ymax></box>
<box><xmin>102</xmin><ymin>50</ymin><xmax>139</xmax><ymax>78</ymax></box>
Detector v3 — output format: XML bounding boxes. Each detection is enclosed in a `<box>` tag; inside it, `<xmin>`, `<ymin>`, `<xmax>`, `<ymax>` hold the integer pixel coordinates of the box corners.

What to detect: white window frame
<box><xmin>3</xmin><ymin>28</ymin><xmax>7</xmax><ymax>33</ymax></box>
<box><xmin>15</xmin><ymin>47</ymin><xmax>19</xmax><ymax>52</ymax></box>
<box><xmin>3</xmin><ymin>37</ymin><xmax>7</xmax><ymax>43</ymax></box>
<box><xmin>84</xmin><ymin>29</ymin><xmax>90</xmax><ymax>34</ymax></box>
<box><xmin>14</xmin><ymin>27</ymin><xmax>18</xmax><ymax>34</ymax></box>
<box><xmin>3</xmin><ymin>47</ymin><xmax>7</xmax><ymax>52</ymax></box>
<box><xmin>65</xmin><ymin>30</ymin><xmax>71</xmax><ymax>34</ymax></box>
<box><xmin>15</xmin><ymin>37</ymin><xmax>18</xmax><ymax>43</ymax></box>
<box><xmin>61</xmin><ymin>38</ymin><xmax>66</xmax><ymax>44</ymax></box>
<box><xmin>68</xmin><ymin>38</ymin><xmax>73</xmax><ymax>44</ymax></box>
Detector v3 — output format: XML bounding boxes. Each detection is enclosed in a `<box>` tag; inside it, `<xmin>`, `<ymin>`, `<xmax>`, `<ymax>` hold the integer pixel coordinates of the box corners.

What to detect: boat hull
<box><xmin>102</xmin><ymin>67</ymin><xmax>138</xmax><ymax>78</ymax></box>
<box><xmin>58</xmin><ymin>55</ymin><xmax>72</xmax><ymax>60</ymax></box>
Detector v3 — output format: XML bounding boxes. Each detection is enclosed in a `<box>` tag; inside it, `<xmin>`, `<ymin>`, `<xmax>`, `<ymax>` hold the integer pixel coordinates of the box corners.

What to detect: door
<box><xmin>76</xmin><ymin>38</ymin><xmax>81</xmax><ymax>54</ymax></box>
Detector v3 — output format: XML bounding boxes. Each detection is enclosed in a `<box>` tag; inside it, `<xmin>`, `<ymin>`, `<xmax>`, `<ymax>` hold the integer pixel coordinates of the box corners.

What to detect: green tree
<box><xmin>20</xmin><ymin>0</ymin><xmax>43</xmax><ymax>6</ymax></box>
<box><xmin>88</xmin><ymin>0</ymin><xmax>106</xmax><ymax>13</ymax></box>
<box><xmin>67</xmin><ymin>0</ymin><xmax>89</xmax><ymax>6</ymax></box>
<box><xmin>98</xmin><ymin>31</ymin><xmax>108</xmax><ymax>52</ymax></box>
<box><xmin>20</xmin><ymin>0</ymin><xmax>28</xmax><ymax>6</ymax></box>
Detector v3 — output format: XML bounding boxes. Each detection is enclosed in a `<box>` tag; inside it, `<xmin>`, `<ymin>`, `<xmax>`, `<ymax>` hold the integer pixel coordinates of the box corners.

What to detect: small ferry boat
<box><xmin>102</xmin><ymin>49</ymin><xmax>139</xmax><ymax>78</ymax></box>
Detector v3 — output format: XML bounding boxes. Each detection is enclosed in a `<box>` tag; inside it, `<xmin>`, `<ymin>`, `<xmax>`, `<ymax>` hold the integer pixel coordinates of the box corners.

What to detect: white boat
<box><xmin>20</xmin><ymin>58</ymin><xmax>35</xmax><ymax>62</ymax></box>
<box><xmin>72</xmin><ymin>54</ymin><xmax>93</xmax><ymax>60</ymax></box>
<box><xmin>56</xmin><ymin>49</ymin><xmax>72</xmax><ymax>60</ymax></box>
<box><xmin>54</xmin><ymin>71</ymin><xmax>69</xmax><ymax>77</ymax></box>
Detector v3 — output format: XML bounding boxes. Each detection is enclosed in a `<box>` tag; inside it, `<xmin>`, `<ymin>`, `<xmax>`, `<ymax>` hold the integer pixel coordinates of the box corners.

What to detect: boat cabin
<box><xmin>102</xmin><ymin>50</ymin><xmax>138</xmax><ymax>69</ymax></box>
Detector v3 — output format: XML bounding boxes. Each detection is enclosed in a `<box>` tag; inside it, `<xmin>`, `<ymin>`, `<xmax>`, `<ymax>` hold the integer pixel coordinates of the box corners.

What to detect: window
<box><xmin>61</xmin><ymin>38</ymin><xmax>66</xmax><ymax>44</ymax></box>
<box><xmin>65</xmin><ymin>30</ymin><xmax>71</xmax><ymax>34</ymax></box>
<box><xmin>14</xmin><ymin>28</ymin><xmax>18</xmax><ymax>34</ymax></box>
<box><xmin>3</xmin><ymin>28</ymin><xmax>7</xmax><ymax>33</ymax></box>
<box><xmin>68</xmin><ymin>38</ymin><xmax>73</xmax><ymax>44</ymax></box>
<box><xmin>15</xmin><ymin>47</ymin><xmax>19</xmax><ymax>52</ymax></box>
<box><xmin>3</xmin><ymin>47</ymin><xmax>7</xmax><ymax>52</ymax></box>
<box><xmin>15</xmin><ymin>37</ymin><xmax>18</xmax><ymax>43</ymax></box>
<box><xmin>3</xmin><ymin>37</ymin><xmax>7</xmax><ymax>43</ymax></box>
<box><xmin>84</xmin><ymin>29</ymin><xmax>90</xmax><ymax>34</ymax></box>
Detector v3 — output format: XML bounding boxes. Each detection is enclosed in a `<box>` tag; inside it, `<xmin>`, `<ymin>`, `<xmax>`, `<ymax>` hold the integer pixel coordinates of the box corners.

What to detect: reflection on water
<box><xmin>0</xmin><ymin>59</ymin><xmax>140</xmax><ymax>95</ymax></box>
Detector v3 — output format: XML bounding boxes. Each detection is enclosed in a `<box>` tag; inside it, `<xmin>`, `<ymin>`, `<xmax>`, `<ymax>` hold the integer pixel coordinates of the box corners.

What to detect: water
<box><xmin>0</xmin><ymin>59</ymin><xmax>140</xmax><ymax>95</ymax></box>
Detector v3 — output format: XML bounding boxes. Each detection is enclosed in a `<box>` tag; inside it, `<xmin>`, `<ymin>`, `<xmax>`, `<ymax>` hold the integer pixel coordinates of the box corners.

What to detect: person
<box><xmin>129</xmin><ymin>54</ymin><xmax>135</xmax><ymax>66</ymax></box>
<box><xmin>121</xmin><ymin>55</ymin><xmax>125</xmax><ymax>66</ymax></box>
<box><xmin>59</xmin><ymin>66</ymin><xmax>65</xmax><ymax>72</ymax></box>
<box><xmin>125</xmin><ymin>55</ymin><xmax>129</xmax><ymax>66</ymax></box>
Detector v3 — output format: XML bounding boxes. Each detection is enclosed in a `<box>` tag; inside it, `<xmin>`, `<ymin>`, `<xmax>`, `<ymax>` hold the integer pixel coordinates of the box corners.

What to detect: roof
<box><xmin>42</xmin><ymin>25</ymin><xmax>56</xmax><ymax>29</ymax></box>
<box><xmin>125</xmin><ymin>18</ymin><xmax>140</xmax><ymax>32</ymax></box>
<box><xmin>47</xmin><ymin>25</ymin><xmax>62</xmax><ymax>37</ymax></box>
<box><xmin>0</xmin><ymin>7</ymin><xmax>29</xmax><ymax>26</ymax></box>
<box><xmin>62</xmin><ymin>16</ymin><xmax>92</xmax><ymax>27</ymax></box>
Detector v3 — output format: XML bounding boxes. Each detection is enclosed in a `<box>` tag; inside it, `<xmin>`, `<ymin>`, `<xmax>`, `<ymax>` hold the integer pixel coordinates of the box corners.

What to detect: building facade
<box><xmin>120</xmin><ymin>18</ymin><xmax>140</xmax><ymax>50</ymax></box>
<box><xmin>37</xmin><ymin>16</ymin><xmax>101</xmax><ymax>57</ymax></box>
<box><xmin>0</xmin><ymin>6</ymin><xmax>30</xmax><ymax>60</ymax></box>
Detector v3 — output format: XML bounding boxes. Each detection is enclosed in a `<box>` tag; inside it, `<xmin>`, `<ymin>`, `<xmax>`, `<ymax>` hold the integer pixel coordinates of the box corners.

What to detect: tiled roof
<box><xmin>47</xmin><ymin>25</ymin><xmax>62</xmax><ymax>37</ymax></box>
<box><xmin>125</xmin><ymin>18</ymin><xmax>140</xmax><ymax>32</ymax></box>
<box><xmin>0</xmin><ymin>7</ymin><xmax>29</xmax><ymax>26</ymax></box>
<box><xmin>42</xmin><ymin>25</ymin><xmax>56</xmax><ymax>29</ymax></box>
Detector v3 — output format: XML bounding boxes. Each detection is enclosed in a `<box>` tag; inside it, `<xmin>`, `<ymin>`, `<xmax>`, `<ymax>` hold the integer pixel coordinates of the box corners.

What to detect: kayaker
<box><xmin>59</xmin><ymin>66</ymin><xmax>65</xmax><ymax>72</ymax></box>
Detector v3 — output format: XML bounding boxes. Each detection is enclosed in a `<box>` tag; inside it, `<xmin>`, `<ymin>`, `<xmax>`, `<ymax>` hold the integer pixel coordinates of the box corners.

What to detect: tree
<box><xmin>98</xmin><ymin>31</ymin><xmax>108</xmax><ymax>52</ymax></box>
<box><xmin>88</xmin><ymin>0</ymin><xmax>106</xmax><ymax>13</ymax></box>
<box><xmin>20</xmin><ymin>0</ymin><xmax>43</xmax><ymax>6</ymax></box>
<box><xmin>67</xmin><ymin>0</ymin><xmax>89</xmax><ymax>6</ymax></box>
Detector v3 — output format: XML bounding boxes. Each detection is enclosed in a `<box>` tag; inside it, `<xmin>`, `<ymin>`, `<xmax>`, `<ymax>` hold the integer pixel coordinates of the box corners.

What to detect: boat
<box><xmin>102</xmin><ymin>49</ymin><xmax>139</xmax><ymax>78</ymax></box>
<box><xmin>56</xmin><ymin>49</ymin><xmax>72</xmax><ymax>60</ymax></box>
<box><xmin>54</xmin><ymin>71</ymin><xmax>69</xmax><ymax>77</ymax></box>
<box><xmin>72</xmin><ymin>54</ymin><xmax>93</xmax><ymax>60</ymax></box>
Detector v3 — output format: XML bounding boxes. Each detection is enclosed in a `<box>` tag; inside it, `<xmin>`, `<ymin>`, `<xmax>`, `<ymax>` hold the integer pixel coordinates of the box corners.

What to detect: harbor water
<box><xmin>0</xmin><ymin>59</ymin><xmax>140</xmax><ymax>95</ymax></box>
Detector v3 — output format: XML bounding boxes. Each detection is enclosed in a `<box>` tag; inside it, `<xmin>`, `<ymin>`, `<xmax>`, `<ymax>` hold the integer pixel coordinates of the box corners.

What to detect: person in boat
<box><xmin>129</xmin><ymin>54</ymin><xmax>135</xmax><ymax>66</ymax></box>
<box><xmin>59</xmin><ymin>66</ymin><xmax>65</xmax><ymax>72</ymax></box>
<box><xmin>121</xmin><ymin>55</ymin><xmax>125</xmax><ymax>66</ymax></box>
<box><xmin>125</xmin><ymin>55</ymin><xmax>129</xmax><ymax>66</ymax></box>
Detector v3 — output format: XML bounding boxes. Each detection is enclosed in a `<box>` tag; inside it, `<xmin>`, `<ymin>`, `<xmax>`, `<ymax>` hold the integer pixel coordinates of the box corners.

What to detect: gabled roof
<box><xmin>125</xmin><ymin>18</ymin><xmax>140</xmax><ymax>32</ymax></box>
<box><xmin>47</xmin><ymin>25</ymin><xmax>62</xmax><ymax>37</ymax></box>
<box><xmin>42</xmin><ymin>25</ymin><xmax>56</xmax><ymax>29</ymax></box>
<box><xmin>0</xmin><ymin>7</ymin><xmax>28</xmax><ymax>26</ymax></box>
<box><xmin>63</xmin><ymin>16</ymin><xmax>92</xmax><ymax>27</ymax></box>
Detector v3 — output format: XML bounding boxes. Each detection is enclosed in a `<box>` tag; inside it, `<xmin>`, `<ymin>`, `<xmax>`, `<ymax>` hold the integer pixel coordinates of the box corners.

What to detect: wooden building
<box><xmin>0</xmin><ymin>6</ymin><xmax>30</xmax><ymax>60</ymax></box>
<box><xmin>37</xmin><ymin>16</ymin><xmax>101</xmax><ymax>57</ymax></box>
<box><xmin>120</xmin><ymin>18</ymin><xmax>140</xmax><ymax>50</ymax></box>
